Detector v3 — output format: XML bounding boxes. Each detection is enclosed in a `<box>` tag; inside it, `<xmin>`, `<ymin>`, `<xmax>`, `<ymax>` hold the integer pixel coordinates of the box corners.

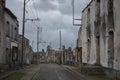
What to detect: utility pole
<box><xmin>21</xmin><ymin>0</ymin><xmax>40</xmax><ymax>67</ymax></box>
<box><xmin>59</xmin><ymin>30</ymin><xmax>63</xmax><ymax>64</ymax></box>
<box><xmin>40</xmin><ymin>27</ymin><xmax>42</xmax><ymax>43</ymax></box>
<box><xmin>60</xmin><ymin>30</ymin><xmax>62</xmax><ymax>51</ymax></box>
<box><xmin>36</xmin><ymin>27</ymin><xmax>42</xmax><ymax>64</ymax></box>
<box><xmin>21</xmin><ymin>0</ymin><xmax>26</xmax><ymax>68</ymax></box>
<box><xmin>37</xmin><ymin>27</ymin><xmax>40</xmax><ymax>64</ymax></box>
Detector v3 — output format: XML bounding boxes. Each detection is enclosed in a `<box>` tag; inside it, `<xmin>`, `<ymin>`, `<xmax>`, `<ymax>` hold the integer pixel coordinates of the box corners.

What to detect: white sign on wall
<box><xmin>11</xmin><ymin>42</ymin><xmax>18</xmax><ymax>48</ymax></box>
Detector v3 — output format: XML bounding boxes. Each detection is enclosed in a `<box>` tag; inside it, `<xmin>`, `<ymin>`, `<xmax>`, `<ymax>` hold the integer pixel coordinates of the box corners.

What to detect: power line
<box><xmin>32</xmin><ymin>0</ymin><xmax>41</xmax><ymax>30</ymax></box>
<box><xmin>26</xmin><ymin>0</ymin><xmax>31</xmax><ymax>4</ymax></box>
<box><xmin>26</xmin><ymin>0</ymin><xmax>41</xmax><ymax>32</ymax></box>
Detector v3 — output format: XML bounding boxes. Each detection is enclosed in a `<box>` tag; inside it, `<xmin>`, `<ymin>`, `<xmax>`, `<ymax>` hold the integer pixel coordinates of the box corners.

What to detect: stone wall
<box><xmin>79</xmin><ymin>0</ymin><xmax>120</xmax><ymax>79</ymax></box>
<box><xmin>113</xmin><ymin>0</ymin><xmax>120</xmax><ymax>71</ymax></box>
<box><xmin>0</xmin><ymin>0</ymin><xmax>5</xmax><ymax>65</ymax></box>
<box><xmin>81</xmin><ymin>5</ymin><xmax>89</xmax><ymax>64</ymax></box>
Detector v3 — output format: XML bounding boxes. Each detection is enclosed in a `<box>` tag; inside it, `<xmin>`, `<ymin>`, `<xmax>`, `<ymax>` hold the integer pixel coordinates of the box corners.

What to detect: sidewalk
<box><xmin>0</xmin><ymin>65</ymin><xmax>34</xmax><ymax>80</ymax></box>
<box><xmin>0</xmin><ymin>70</ymin><xmax>17</xmax><ymax>80</ymax></box>
<box><xmin>21</xmin><ymin>65</ymin><xmax>41</xmax><ymax>80</ymax></box>
<box><xmin>63</xmin><ymin>65</ymin><xmax>110</xmax><ymax>80</ymax></box>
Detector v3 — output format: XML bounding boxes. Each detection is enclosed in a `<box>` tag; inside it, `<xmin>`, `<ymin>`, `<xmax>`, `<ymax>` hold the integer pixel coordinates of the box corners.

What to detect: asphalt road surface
<box><xmin>31</xmin><ymin>64</ymin><xmax>84</xmax><ymax>80</ymax></box>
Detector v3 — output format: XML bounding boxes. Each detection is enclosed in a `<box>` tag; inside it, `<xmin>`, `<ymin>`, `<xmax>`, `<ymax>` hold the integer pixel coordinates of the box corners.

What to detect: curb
<box><xmin>63</xmin><ymin>65</ymin><xmax>88</xmax><ymax>80</ymax></box>
<box><xmin>0</xmin><ymin>65</ymin><xmax>33</xmax><ymax>80</ymax></box>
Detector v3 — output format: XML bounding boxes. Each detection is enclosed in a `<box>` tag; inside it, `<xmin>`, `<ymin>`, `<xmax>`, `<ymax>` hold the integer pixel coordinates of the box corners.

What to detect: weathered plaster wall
<box><xmin>88</xmin><ymin>0</ymin><xmax>97</xmax><ymax>64</ymax></box>
<box><xmin>113</xmin><ymin>0</ymin><xmax>120</xmax><ymax>70</ymax></box>
<box><xmin>100</xmin><ymin>0</ymin><xmax>108</xmax><ymax>68</ymax></box>
<box><xmin>81</xmin><ymin>7</ymin><xmax>89</xmax><ymax>64</ymax></box>
<box><xmin>100</xmin><ymin>0</ymin><xmax>120</xmax><ymax>69</ymax></box>
<box><xmin>81</xmin><ymin>0</ymin><xmax>100</xmax><ymax>65</ymax></box>
<box><xmin>4</xmin><ymin>9</ymin><xmax>19</xmax><ymax>64</ymax></box>
<box><xmin>79</xmin><ymin>0</ymin><xmax>120</xmax><ymax>78</ymax></box>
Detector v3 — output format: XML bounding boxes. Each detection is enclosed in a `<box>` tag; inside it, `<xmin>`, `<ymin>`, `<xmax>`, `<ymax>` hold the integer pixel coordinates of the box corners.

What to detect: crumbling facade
<box><xmin>65</xmin><ymin>47</ymin><xmax>74</xmax><ymax>65</ymax></box>
<box><xmin>4</xmin><ymin>8</ymin><xmax>19</xmax><ymax>68</ymax></box>
<box><xmin>81</xmin><ymin>0</ymin><xmax>101</xmax><ymax>65</ymax></box>
<box><xmin>78</xmin><ymin>0</ymin><xmax>120</xmax><ymax>79</ymax></box>
<box><xmin>113</xmin><ymin>0</ymin><xmax>120</xmax><ymax>71</ymax></box>
<box><xmin>100</xmin><ymin>0</ymin><xmax>120</xmax><ymax>78</ymax></box>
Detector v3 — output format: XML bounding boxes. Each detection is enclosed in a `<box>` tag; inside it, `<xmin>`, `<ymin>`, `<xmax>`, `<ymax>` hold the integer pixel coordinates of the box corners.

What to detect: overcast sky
<box><xmin>6</xmin><ymin>0</ymin><xmax>90</xmax><ymax>51</ymax></box>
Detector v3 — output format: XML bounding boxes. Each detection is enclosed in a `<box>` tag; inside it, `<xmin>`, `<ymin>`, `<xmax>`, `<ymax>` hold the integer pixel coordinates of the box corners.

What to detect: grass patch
<box><xmin>6</xmin><ymin>72</ymin><xmax>26</xmax><ymax>80</ymax></box>
<box><xmin>88</xmin><ymin>74</ymin><xmax>109</xmax><ymax>80</ymax></box>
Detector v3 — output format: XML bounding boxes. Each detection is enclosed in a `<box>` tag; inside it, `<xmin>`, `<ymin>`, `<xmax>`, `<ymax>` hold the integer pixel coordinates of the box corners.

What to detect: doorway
<box><xmin>96</xmin><ymin>36</ymin><xmax>100</xmax><ymax>65</ymax></box>
<box><xmin>108</xmin><ymin>31</ymin><xmax>114</xmax><ymax>68</ymax></box>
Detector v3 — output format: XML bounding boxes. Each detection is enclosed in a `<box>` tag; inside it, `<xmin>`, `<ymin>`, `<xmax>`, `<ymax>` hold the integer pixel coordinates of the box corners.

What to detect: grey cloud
<box><xmin>6</xmin><ymin>0</ymin><xmax>89</xmax><ymax>51</ymax></box>
<box><xmin>33</xmin><ymin>0</ymin><xmax>57</xmax><ymax>11</ymax></box>
<box><xmin>33</xmin><ymin>0</ymin><xmax>90</xmax><ymax>15</ymax></box>
<box><xmin>57</xmin><ymin>0</ymin><xmax>65</xmax><ymax>4</ymax></box>
<box><xmin>6</xmin><ymin>0</ymin><xmax>23</xmax><ymax>34</ymax></box>
<box><xmin>58</xmin><ymin>0</ymin><xmax>91</xmax><ymax>15</ymax></box>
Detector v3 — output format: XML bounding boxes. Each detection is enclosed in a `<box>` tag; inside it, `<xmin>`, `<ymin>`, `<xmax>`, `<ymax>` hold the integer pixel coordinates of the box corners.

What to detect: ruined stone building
<box><xmin>80</xmin><ymin>0</ymin><xmax>101</xmax><ymax>65</ymax></box>
<box><xmin>0</xmin><ymin>0</ymin><xmax>19</xmax><ymax>69</ymax></box>
<box><xmin>46</xmin><ymin>45</ymin><xmax>56</xmax><ymax>63</ymax></box>
<box><xmin>65</xmin><ymin>47</ymin><xmax>74</xmax><ymax>65</ymax></box>
<box><xmin>38</xmin><ymin>49</ymin><xmax>46</xmax><ymax>63</ymax></box>
<box><xmin>100</xmin><ymin>0</ymin><xmax>120</xmax><ymax>78</ymax></box>
<box><xmin>0</xmin><ymin>0</ymin><xmax>33</xmax><ymax>69</ymax></box>
<box><xmin>4</xmin><ymin>8</ymin><xmax>19</xmax><ymax>68</ymax></box>
<box><xmin>73</xmin><ymin>48</ymin><xmax>80</xmax><ymax>66</ymax></box>
<box><xmin>54</xmin><ymin>50</ymin><xmax>61</xmax><ymax>64</ymax></box>
<box><xmin>77</xmin><ymin>0</ymin><xmax>120</xmax><ymax>79</ymax></box>
<box><xmin>18</xmin><ymin>35</ymin><xmax>33</xmax><ymax>65</ymax></box>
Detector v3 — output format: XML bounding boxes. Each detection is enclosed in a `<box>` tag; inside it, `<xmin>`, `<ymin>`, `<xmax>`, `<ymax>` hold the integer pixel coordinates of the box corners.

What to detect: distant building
<box><xmin>33</xmin><ymin>49</ymin><xmax>47</xmax><ymax>63</ymax></box>
<box><xmin>54</xmin><ymin>50</ymin><xmax>61</xmax><ymax>64</ymax></box>
<box><xmin>18</xmin><ymin>35</ymin><xmax>33</xmax><ymax>65</ymax></box>
<box><xmin>65</xmin><ymin>47</ymin><xmax>74</xmax><ymax>65</ymax></box>
<box><xmin>73</xmin><ymin>48</ymin><xmax>78</xmax><ymax>66</ymax></box>
<box><xmin>39</xmin><ymin>49</ymin><xmax>46</xmax><ymax>63</ymax></box>
<box><xmin>46</xmin><ymin>49</ymin><xmax>56</xmax><ymax>63</ymax></box>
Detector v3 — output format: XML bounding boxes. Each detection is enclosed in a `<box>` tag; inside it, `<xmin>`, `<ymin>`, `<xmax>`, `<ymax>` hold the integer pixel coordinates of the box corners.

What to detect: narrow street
<box><xmin>25</xmin><ymin>64</ymin><xmax>84</xmax><ymax>80</ymax></box>
<box><xmin>1</xmin><ymin>0</ymin><xmax>120</xmax><ymax>80</ymax></box>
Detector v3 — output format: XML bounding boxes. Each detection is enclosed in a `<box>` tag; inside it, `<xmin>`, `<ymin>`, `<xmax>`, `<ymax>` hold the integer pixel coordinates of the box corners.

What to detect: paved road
<box><xmin>31</xmin><ymin>64</ymin><xmax>84</xmax><ymax>80</ymax></box>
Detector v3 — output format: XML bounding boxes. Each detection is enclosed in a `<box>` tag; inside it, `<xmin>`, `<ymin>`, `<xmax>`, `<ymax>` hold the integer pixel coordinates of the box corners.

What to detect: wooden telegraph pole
<box><xmin>21</xmin><ymin>0</ymin><xmax>40</xmax><ymax>66</ymax></box>
<box><xmin>21</xmin><ymin>0</ymin><xmax>26</xmax><ymax>68</ymax></box>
